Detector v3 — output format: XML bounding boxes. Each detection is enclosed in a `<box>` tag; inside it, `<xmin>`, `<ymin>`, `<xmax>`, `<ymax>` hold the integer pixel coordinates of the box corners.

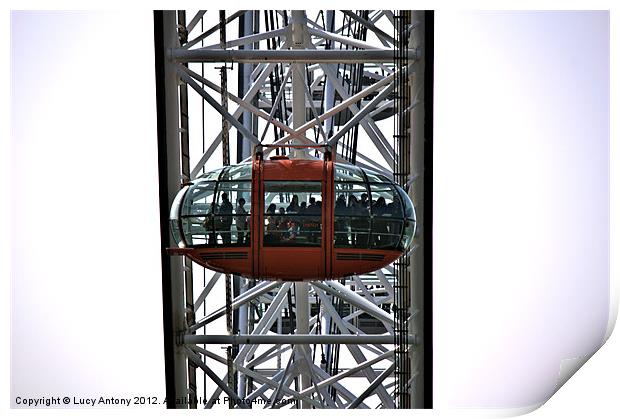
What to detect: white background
<box><xmin>3</xmin><ymin>2</ymin><xmax>618</xmax><ymax>418</ymax></box>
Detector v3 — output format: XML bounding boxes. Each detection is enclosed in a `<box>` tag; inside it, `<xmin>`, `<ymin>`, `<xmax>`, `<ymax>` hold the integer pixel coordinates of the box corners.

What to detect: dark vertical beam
<box><xmin>154</xmin><ymin>10</ymin><xmax>176</xmax><ymax>409</ymax></box>
<box><xmin>422</xmin><ymin>9</ymin><xmax>434</xmax><ymax>410</ymax></box>
<box><xmin>393</xmin><ymin>9</ymin><xmax>412</xmax><ymax>408</ymax></box>
<box><xmin>154</xmin><ymin>10</ymin><xmax>187</xmax><ymax>409</ymax></box>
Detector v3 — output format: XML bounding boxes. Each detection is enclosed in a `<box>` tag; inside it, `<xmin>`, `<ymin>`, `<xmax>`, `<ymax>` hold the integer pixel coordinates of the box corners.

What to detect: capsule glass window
<box><xmin>178</xmin><ymin>181</ymin><xmax>215</xmax><ymax>246</ymax></box>
<box><xmin>201</xmin><ymin>167</ymin><xmax>224</xmax><ymax>181</ymax></box>
<box><xmin>212</xmin><ymin>182</ymin><xmax>252</xmax><ymax>246</ymax></box>
<box><xmin>400</xmin><ymin>219</ymin><xmax>415</xmax><ymax>250</ymax></box>
<box><xmin>169</xmin><ymin>185</ymin><xmax>189</xmax><ymax>246</ymax></box>
<box><xmin>369</xmin><ymin>183</ymin><xmax>404</xmax><ymax>218</ymax></box>
<box><xmin>364</xmin><ymin>170</ymin><xmax>392</xmax><ymax>183</ymax></box>
<box><xmin>334</xmin><ymin>182</ymin><xmax>371</xmax><ymax>248</ymax></box>
<box><xmin>263</xmin><ymin>181</ymin><xmax>322</xmax><ymax>247</ymax></box>
<box><xmin>369</xmin><ymin>183</ymin><xmax>404</xmax><ymax>250</ymax></box>
<box><xmin>396</xmin><ymin>185</ymin><xmax>415</xmax><ymax>220</ymax></box>
<box><xmin>219</xmin><ymin>164</ymin><xmax>252</xmax><ymax>181</ymax></box>
<box><xmin>334</xmin><ymin>163</ymin><xmax>365</xmax><ymax>182</ymax></box>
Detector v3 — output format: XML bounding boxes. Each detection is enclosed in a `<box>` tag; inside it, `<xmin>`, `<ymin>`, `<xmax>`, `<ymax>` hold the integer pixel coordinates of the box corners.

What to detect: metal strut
<box><xmin>393</xmin><ymin>9</ymin><xmax>412</xmax><ymax>409</ymax></box>
<box><xmin>177</xmin><ymin>11</ymin><xmax>198</xmax><ymax>409</ymax></box>
<box><xmin>218</xmin><ymin>10</ymin><xmax>236</xmax><ymax>409</ymax></box>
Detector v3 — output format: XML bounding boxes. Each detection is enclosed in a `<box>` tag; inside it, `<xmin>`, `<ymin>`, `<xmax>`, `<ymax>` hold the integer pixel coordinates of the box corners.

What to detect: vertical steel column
<box><xmin>177</xmin><ymin>11</ymin><xmax>198</xmax><ymax>409</ymax></box>
<box><xmin>236</xmin><ymin>10</ymin><xmax>254</xmax><ymax>399</ymax></box>
<box><xmin>323</xmin><ymin>10</ymin><xmax>336</xmax><ymax>138</ymax></box>
<box><xmin>218</xmin><ymin>10</ymin><xmax>236</xmax><ymax>409</ymax></box>
<box><xmin>410</xmin><ymin>11</ymin><xmax>432</xmax><ymax>409</ymax></box>
<box><xmin>219</xmin><ymin>12</ymin><xmax>231</xmax><ymax>169</ymax></box>
<box><xmin>290</xmin><ymin>9</ymin><xmax>311</xmax><ymax>409</ymax></box>
<box><xmin>252</xmin><ymin>11</ymin><xmax>261</xmax><ymax>139</ymax></box>
<box><xmin>154</xmin><ymin>10</ymin><xmax>188</xmax><ymax>409</ymax></box>
<box><xmin>291</xmin><ymin>10</ymin><xmax>309</xmax><ymax>159</ymax></box>
<box><xmin>393</xmin><ymin>9</ymin><xmax>412</xmax><ymax>409</ymax></box>
<box><xmin>321</xmin><ymin>11</ymin><xmax>336</xmax><ymax>376</ymax></box>
<box><xmin>238</xmin><ymin>11</ymin><xmax>254</xmax><ymax>162</ymax></box>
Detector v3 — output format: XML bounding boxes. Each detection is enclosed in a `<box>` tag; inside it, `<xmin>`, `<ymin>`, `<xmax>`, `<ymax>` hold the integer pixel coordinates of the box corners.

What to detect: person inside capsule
<box><xmin>235</xmin><ymin>197</ymin><xmax>248</xmax><ymax>245</ymax></box>
<box><xmin>217</xmin><ymin>192</ymin><xmax>233</xmax><ymax>245</ymax></box>
<box><xmin>202</xmin><ymin>202</ymin><xmax>218</xmax><ymax>245</ymax></box>
<box><xmin>264</xmin><ymin>203</ymin><xmax>278</xmax><ymax>244</ymax></box>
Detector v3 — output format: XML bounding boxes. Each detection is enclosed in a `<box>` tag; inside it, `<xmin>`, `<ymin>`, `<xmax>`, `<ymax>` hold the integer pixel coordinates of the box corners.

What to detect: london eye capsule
<box><xmin>168</xmin><ymin>146</ymin><xmax>416</xmax><ymax>281</ymax></box>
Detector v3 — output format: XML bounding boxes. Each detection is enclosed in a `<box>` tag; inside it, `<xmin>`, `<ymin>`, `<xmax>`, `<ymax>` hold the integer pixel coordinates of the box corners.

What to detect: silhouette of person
<box><xmin>218</xmin><ymin>192</ymin><xmax>233</xmax><ymax>245</ymax></box>
<box><xmin>360</xmin><ymin>193</ymin><xmax>369</xmax><ymax>208</ymax></box>
<box><xmin>235</xmin><ymin>197</ymin><xmax>248</xmax><ymax>244</ymax></box>
<box><xmin>286</xmin><ymin>194</ymin><xmax>300</xmax><ymax>214</ymax></box>
<box><xmin>372</xmin><ymin>197</ymin><xmax>389</xmax><ymax>247</ymax></box>
<box><xmin>203</xmin><ymin>202</ymin><xmax>218</xmax><ymax>245</ymax></box>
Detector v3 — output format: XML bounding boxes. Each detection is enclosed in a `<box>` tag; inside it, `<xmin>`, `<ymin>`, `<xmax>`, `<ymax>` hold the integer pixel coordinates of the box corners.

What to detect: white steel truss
<box><xmin>156</xmin><ymin>9</ymin><xmax>425</xmax><ymax>409</ymax></box>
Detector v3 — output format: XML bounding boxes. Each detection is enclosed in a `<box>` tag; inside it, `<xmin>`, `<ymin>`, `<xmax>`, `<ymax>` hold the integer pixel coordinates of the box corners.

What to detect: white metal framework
<box><xmin>155</xmin><ymin>10</ymin><xmax>429</xmax><ymax>409</ymax></box>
